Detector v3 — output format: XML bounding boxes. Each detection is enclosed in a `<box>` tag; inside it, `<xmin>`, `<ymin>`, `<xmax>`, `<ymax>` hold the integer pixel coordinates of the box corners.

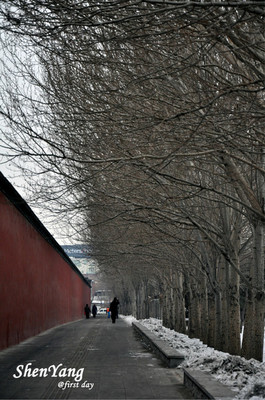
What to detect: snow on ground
<box><xmin>122</xmin><ymin>316</ymin><xmax>265</xmax><ymax>399</ymax></box>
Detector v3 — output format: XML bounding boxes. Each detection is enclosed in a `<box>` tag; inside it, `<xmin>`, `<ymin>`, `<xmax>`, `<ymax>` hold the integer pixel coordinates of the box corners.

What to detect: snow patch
<box><xmin>121</xmin><ymin>315</ymin><xmax>137</xmax><ymax>325</ymax></box>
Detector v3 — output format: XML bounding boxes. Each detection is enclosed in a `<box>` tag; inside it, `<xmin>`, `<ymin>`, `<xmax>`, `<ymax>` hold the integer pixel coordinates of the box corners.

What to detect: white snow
<box><xmin>122</xmin><ymin>316</ymin><xmax>265</xmax><ymax>399</ymax></box>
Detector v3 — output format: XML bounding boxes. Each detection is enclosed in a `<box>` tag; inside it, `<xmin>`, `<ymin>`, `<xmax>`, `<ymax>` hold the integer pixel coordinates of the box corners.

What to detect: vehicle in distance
<box><xmin>98</xmin><ymin>308</ymin><xmax>107</xmax><ymax>314</ymax></box>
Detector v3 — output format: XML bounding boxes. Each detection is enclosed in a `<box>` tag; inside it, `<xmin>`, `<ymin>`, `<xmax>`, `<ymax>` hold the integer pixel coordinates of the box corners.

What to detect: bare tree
<box><xmin>0</xmin><ymin>1</ymin><xmax>264</xmax><ymax>360</ymax></box>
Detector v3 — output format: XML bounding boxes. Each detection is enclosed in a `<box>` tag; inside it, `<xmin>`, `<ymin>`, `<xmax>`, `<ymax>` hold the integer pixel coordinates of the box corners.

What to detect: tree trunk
<box><xmin>207</xmin><ymin>290</ymin><xmax>217</xmax><ymax>348</ymax></box>
<box><xmin>131</xmin><ymin>286</ymin><xmax>137</xmax><ymax>317</ymax></box>
<box><xmin>162</xmin><ymin>275</ymin><xmax>171</xmax><ymax>328</ymax></box>
<box><xmin>242</xmin><ymin>220</ymin><xmax>265</xmax><ymax>361</ymax></box>
<box><xmin>188</xmin><ymin>277</ymin><xmax>201</xmax><ymax>339</ymax></box>
<box><xmin>217</xmin><ymin>258</ymin><xmax>228</xmax><ymax>352</ymax></box>
<box><xmin>228</xmin><ymin>263</ymin><xmax>241</xmax><ymax>355</ymax></box>
<box><xmin>143</xmin><ymin>280</ymin><xmax>150</xmax><ymax>319</ymax></box>
<box><xmin>199</xmin><ymin>274</ymin><xmax>208</xmax><ymax>344</ymax></box>
<box><xmin>175</xmin><ymin>272</ymin><xmax>186</xmax><ymax>334</ymax></box>
<box><xmin>220</xmin><ymin>149</ymin><xmax>265</xmax><ymax>360</ymax></box>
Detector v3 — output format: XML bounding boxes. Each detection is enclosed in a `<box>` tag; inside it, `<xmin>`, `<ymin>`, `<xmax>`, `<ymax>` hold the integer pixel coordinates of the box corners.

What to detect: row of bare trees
<box><xmin>0</xmin><ymin>1</ymin><xmax>265</xmax><ymax>361</ymax></box>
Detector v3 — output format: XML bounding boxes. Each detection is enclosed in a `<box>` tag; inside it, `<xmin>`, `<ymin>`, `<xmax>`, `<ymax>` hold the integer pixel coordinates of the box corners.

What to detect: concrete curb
<box><xmin>183</xmin><ymin>368</ymin><xmax>236</xmax><ymax>399</ymax></box>
<box><xmin>132</xmin><ymin>321</ymin><xmax>185</xmax><ymax>367</ymax></box>
<box><xmin>132</xmin><ymin>321</ymin><xmax>236</xmax><ymax>399</ymax></box>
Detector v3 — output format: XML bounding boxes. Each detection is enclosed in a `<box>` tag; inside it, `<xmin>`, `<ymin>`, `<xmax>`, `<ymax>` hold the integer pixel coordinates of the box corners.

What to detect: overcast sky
<box><xmin>0</xmin><ymin>159</ymin><xmax>76</xmax><ymax>245</ymax></box>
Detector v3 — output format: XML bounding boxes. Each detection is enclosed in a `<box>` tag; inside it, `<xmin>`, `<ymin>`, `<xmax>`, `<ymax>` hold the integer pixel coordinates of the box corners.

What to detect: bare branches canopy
<box><xmin>0</xmin><ymin>1</ymin><xmax>265</xmax><ymax>360</ymax></box>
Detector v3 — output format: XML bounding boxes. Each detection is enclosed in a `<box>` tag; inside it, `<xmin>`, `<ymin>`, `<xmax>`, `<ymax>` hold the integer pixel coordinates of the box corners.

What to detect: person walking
<box><xmin>109</xmin><ymin>297</ymin><xmax>119</xmax><ymax>324</ymax></box>
<box><xmin>84</xmin><ymin>304</ymin><xmax>91</xmax><ymax>319</ymax></box>
<box><xmin>92</xmin><ymin>304</ymin><xmax>97</xmax><ymax>318</ymax></box>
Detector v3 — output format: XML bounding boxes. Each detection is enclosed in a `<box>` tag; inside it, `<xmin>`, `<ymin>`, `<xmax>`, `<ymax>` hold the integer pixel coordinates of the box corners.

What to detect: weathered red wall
<box><xmin>0</xmin><ymin>191</ymin><xmax>91</xmax><ymax>351</ymax></box>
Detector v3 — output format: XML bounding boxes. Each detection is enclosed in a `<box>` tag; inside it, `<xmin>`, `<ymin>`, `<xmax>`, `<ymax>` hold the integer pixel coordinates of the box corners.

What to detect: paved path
<box><xmin>0</xmin><ymin>316</ymin><xmax>193</xmax><ymax>399</ymax></box>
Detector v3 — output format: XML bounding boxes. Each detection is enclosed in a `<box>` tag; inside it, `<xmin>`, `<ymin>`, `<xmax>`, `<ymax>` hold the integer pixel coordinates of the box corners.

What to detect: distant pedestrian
<box><xmin>92</xmin><ymin>304</ymin><xmax>97</xmax><ymax>318</ymax></box>
<box><xmin>109</xmin><ymin>297</ymin><xmax>119</xmax><ymax>324</ymax></box>
<box><xmin>116</xmin><ymin>298</ymin><xmax>119</xmax><ymax>319</ymax></box>
<box><xmin>84</xmin><ymin>304</ymin><xmax>91</xmax><ymax>319</ymax></box>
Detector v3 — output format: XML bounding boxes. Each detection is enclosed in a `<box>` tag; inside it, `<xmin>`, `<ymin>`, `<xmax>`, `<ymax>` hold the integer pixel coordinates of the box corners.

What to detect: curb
<box><xmin>183</xmin><ymin>368</ymin><xmax>236</xmax><ymax>399</ymax></box>
<box><xmin>132</xmin><ymin>321</ymin><xmax>236</xmax><ymax>399</ymax></box>
<box><xmin>132</xmin><ymin>321</ymin><xmax>185</xmax><ymax>367</ymax></box>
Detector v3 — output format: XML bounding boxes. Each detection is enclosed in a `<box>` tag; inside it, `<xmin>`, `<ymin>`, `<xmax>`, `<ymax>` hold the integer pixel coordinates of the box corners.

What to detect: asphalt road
<box><xmin>0</xmin><ymin>315</ymin><xmax>193</xmax><ymax>399</ymax></box>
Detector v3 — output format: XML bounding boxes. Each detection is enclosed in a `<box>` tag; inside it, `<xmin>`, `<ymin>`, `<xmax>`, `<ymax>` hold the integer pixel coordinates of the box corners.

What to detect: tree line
<box><xmin>0</xmin><ymin>1</ymin><xmax>264</xmax><ymax>361</ymax></box>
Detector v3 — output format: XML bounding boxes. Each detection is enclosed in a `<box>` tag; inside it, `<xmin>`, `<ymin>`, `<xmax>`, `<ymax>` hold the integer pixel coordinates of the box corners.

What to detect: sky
<box><xmin>0</xmin><ymin>160</ymin><xmax>74</xmax><ymax>245</ymax></box>
<box><xmin>0</xmin><ymin>159</ymin><xmax>27</xmax><ymax>196</ymax></box>
<box><xmin>0</xmin><ymin>42</ymin><xmax>75</xmax><ymax>246</ymax></box>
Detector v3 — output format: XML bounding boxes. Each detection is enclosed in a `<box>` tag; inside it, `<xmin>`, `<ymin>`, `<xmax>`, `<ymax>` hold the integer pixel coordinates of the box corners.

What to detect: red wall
<box><xmin>0</xmin><ymin>191</ymin><xmax>91</xmax><ymax>351</ymax></box>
